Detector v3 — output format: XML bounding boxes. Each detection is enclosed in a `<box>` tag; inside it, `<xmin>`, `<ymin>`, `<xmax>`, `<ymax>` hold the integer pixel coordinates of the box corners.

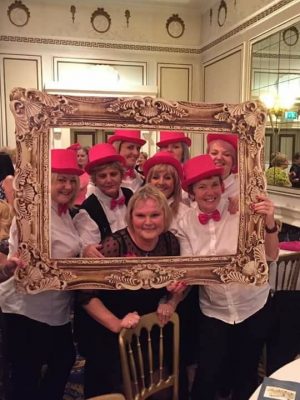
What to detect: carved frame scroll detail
<box><xmin>9</xmin><ymin>88</ymin><xmax>268</xmax><ymax>293</ymax></box>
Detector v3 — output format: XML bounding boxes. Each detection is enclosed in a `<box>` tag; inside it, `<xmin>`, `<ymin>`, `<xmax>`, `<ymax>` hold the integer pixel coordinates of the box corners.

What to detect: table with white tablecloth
<box><xmin>249</xmin><ymin>358</ymin><xmax>300</xmax><ymax>399</ymax></box>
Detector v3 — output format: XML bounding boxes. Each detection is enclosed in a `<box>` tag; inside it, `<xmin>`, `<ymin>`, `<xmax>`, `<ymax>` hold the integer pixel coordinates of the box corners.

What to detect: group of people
<box><xmin>0</xmin><ymin>130</ymin><xmax>280</xmax><ymax>400</ymax></box>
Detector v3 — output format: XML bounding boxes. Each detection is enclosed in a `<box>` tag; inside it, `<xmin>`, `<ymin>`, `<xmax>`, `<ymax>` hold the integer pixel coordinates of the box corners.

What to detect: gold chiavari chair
<box><xmin>119</xmin><ymin>312</ymin><xmax>179</xmax><ymax>400</ymax></box>
<box><xmin>87</xmin><ymin>393</ymin><xmax>126</xmax><ymax>400</ymax></box>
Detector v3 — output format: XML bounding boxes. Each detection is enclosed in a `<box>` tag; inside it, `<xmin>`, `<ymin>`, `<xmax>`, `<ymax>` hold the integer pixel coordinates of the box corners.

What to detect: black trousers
<box><xmin>266</xmin><ymin>291</ymin><xmax>300</xmax><ymax>375</ymax></box>
<box><xmin>191</xmin><ymin>297</ymin><xmax>272</xmax><ymax>400</ymax></box>
<box><xmin>2</xmin><ymin>313</ymin><xmax>76</xmax><ymax>400</ymax></box>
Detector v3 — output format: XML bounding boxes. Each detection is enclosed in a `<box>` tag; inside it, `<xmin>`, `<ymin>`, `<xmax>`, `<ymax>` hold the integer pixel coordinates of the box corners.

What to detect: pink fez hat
<box><xmin>108</xmin><ymin>130</ymin><xmax>146</xmax><ymax>146</ymax></box>
<box><xmin>51</xmin><ymin>149</ymin><xmax>84</xmax><ymax>176</ymax></box>
<box><xmin>207</xmin><ymin>133</ymin><xmax>238</xmax><ymax>151</ymax></box>
<box><xmin>85</xmin><ymin>143</ymin><xmax>125</xmax><ymax>174</ymax></box>
<box><xmin>157</xmin><ymin>131</ymin><xmax>191</xmax><ymax>147</ymax></box>
<box><xmin>143</xmin><ymin>151</ymin><xmax>183</xmax><ymax>181</ymax></box>
<box><xmin>182</xmin><ymin>154</ymin><xmax>223</xmax><ymax>191</ymax></box>
<box><xmin>67</xmin><ymin>143</ymin><xmax>81</xmax><ymax>151</ymax></box>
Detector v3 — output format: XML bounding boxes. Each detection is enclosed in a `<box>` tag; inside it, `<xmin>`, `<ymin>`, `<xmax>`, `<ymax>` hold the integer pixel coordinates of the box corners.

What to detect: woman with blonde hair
<box><xmin>76</xmin><ymin>184</ymin><xmax>181</xmax><ymax>398</ymax></box>
<box><xmin>144</xmin><ymin>151</ymin><xmax>188</xmax><ymax>230</ymax></box>
<box><xmin>0</xmin><ymin>149</ymin><xmax>99</xmax><ymax>400</ymax></box>
<box><xmin>144</xmin><ymin>152</ymin><xmax>197</xmax><ymax>399</ymax></box>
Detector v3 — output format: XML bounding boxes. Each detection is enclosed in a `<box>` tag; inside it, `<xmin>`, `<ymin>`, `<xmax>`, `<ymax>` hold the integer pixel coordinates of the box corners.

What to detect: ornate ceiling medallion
<box><xmin>7</xmin><ymin>0</ymin><xmax>30</xmax><ymax>27</ymax></box>
<box><xmin>166</xmin><ymin>14</ymin><xmax>185</xmax><ymax>39</ymax></box>
<box><xmin>91</xmin><ymin>7</ymin><xmax>111</xmax><ymax>33</ymax></box>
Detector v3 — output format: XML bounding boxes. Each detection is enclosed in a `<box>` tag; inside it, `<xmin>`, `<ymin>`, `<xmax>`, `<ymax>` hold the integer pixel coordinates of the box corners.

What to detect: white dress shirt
<box><xmin>177</xmin><ymin>198</ymin><xmax>269</xmax><ymax>324</ymax></box>
<box><xmin>72</xmin><ymin>209</ymin><xmax>101</xmax><ymax>248</ymax></box>
<box><xmin>121</xmin><ymin>173</ymin><xmax>143</xmax><ymax>193</ymax></box>
<box><xmin>77</xmin><ymin>187</ymin><xmax>128</xmax><ymax>240</ymax></box>
<box><xmin>0</xmin><ymin>204</ymin><xmax>92</xmax><ymax>326</ymax></box>
<box><xmin>167</xmin><ymin>197</ymin><xmax>190</xmax><ymax>236</ymax></box>
<box><xmin>86</xmin><ymin>182</ymin><xmax>97</xmax><ymax>198</ymax></box>
<box><xmin>223</xmin><ymin>173</ymin><xmax>239</xmax><ymax>199</ymax></box>
<box><xmin>178</xmin><ymin>198</ymin><xmax>239</xmax><ymax>257</ymax></box>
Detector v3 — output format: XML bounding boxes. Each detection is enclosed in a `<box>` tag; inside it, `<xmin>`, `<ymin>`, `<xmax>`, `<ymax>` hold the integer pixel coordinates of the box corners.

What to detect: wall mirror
<box><xmin>250</xmin><ymin>18</ymin><xmax>300</xmax><ymax>191</ymax></box>
<box><xmin>10</xmin><ymin>87</ymin><xmax>268</xmax><ymax>293</ymax></box>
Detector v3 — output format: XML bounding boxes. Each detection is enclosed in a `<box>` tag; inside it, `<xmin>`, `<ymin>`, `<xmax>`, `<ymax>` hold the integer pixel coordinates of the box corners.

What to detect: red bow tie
<box><xmin>124</xmin><ymin>168</ymin><xmax>136</xmax><ymax>179</ymax></box>
<box><xmin>198</xmin><ymin>210</ymin><xmax>221</xmax><ymax>225</ymax></box>
<box><xmin>110</xmin><ymin>196</ymin><xmax>126</xmax><ymax>210</ymax></box>
<box><xmin>58</xmin><ymin>204</ymin><xmax>69</xmax><ymax>216</ymax></box>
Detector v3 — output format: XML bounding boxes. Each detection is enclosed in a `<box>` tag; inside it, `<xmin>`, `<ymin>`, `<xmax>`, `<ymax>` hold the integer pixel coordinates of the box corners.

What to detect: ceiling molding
<box><xmin>0</xmin><ymin>0</ymin><xmax>296</xmax><ymax>55</ymax></box>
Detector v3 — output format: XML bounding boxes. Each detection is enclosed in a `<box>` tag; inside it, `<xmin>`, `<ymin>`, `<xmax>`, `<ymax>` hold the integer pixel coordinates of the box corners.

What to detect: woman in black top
<box><xmin>76</xmin><ymin>185</ymin><xmax>181</xmax><ymax>398</ymax></box>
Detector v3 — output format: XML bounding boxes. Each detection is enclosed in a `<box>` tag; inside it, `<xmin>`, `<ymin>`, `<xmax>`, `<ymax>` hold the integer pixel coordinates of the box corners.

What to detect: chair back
<box><xmin>119</xmin><ymin>312</ymin><xmax>179</xmax><ymax>400</ymax></box>
<box><xmin>87</xmin><ymin>394</ymin><xmax>126</xmax><ymax>400</ymax></box>
<box><xmin>269</xmin><ymin>253</ymin><xmax>300</xmax><ymax>291</ymax></box>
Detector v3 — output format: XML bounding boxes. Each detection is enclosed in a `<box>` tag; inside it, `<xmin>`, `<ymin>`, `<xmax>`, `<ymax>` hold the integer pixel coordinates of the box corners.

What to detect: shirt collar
<box><xmin>94</xmin><ymin>187</ymin><xmax>123</xmax><ymax>206</ymax></box>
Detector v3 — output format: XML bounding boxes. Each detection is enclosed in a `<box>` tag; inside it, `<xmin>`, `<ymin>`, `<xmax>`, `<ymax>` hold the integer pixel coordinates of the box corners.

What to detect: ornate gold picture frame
<box><xmin>10</xmin><ymin>88</ymin><xmax>268</xmax><ymax>293</ymax></box>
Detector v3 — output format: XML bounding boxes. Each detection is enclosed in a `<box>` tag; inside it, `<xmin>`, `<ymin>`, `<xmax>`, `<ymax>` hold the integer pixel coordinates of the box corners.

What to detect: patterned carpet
<box><xmin>64</xmin><ymin>356</ymin><xmax>85</xmax><ymax>400</ymax></box>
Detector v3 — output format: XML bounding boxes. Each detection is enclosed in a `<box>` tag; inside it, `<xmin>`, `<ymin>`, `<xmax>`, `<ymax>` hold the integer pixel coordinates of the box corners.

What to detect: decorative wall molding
<box><xmin>0</xmin><ymin>35</ymin><xmax>200</xmax><ymax>55</ymax></box>
<box><xmin>7</xmin><ymin>0</ymin><xmax>30</xmax><ymax>27</ymax></box>
<box><xmin>200</xmin><ymin>0</ymin><xmax>296</xmax><ymax>53</ymax></box>
<box><xmin>0</xmin><ymin>0</ymin><xmax>296</xmax><ymax>54</ymax></box>
<box><xmin>254</xmin><ymin>52</ymin><xmax>300</xmax><ymax>60</ymax></box>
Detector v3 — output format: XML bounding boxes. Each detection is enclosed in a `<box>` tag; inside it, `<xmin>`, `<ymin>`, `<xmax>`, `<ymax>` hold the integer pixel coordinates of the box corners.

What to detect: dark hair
<box><xmin>0</xmin><ymin>152</ymin><xmax>14</xmax><ymax>182</ymax></box>
<box><xmin>292</xmin><ymin>152</ymin><xmax>300</xmax><ymax>162</ymax></box>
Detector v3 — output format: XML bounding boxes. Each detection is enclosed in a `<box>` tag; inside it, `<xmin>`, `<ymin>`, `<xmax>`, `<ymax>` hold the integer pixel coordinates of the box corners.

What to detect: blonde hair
<box><xmin>0</xmin><ymin>200</ymin><xmax>13</xmax><ymax>241</ymax></box>
<box><xmin>126</xmin><ymin>184</ymin><xmax>172</xmax><ymax>233</ymax></box>
<box><xmin>139</xmin><ymin>152</ymin><xmax>148</xmax><ymax>160</ymax></box>
<box><xmin>90</xmin><ymin>162</ymin><xmax>124</xmax><ymax>185</ymax></box>
<box><xmin>271</xmin><ymin>153</ymin><xmax>288</xmax><ymax>167</ymax></box>
<box><xmin>51</xmin><ymin>173</ymin><xmax>80</xmax><ymax>208</ymax></box>
<box><xmin>146</xmin><ymin>164</ymin><xmax>182</xmax><ymax>216</ymax></box>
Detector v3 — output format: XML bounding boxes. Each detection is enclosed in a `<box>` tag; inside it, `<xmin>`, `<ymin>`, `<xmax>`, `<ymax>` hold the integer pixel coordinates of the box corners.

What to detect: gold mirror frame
<box><xmin>10</xmin><ymin>88</ymin><xmax>268</xmax><ymax>293</ymax></box>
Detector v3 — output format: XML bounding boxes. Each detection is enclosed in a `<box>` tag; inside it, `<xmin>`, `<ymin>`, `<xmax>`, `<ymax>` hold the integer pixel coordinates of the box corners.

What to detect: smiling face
<box><xmin>130</xmin><ymin>198</ymin><xmax>165</xmax><ymax>250</ymax></box>
<box><xmin>119</xmin><ymin>141</ymin><xmax>141</xmax><ymax>168</ymax></box>
<box><xmin>192</xmin><ymin>176</ymin><xmax>222</xmax><ymax>213</ymax></box>
<box><xmin>148</xmin><ymin>166</ymin><xmax>175</xmax><ymax>199</ymax></box>
<box><xmin>92</xmin><ymin>164</ymin><xmax>122</xmax><ymax>198</ymax></box>
<box><xmin>51</xmin><ymin>174</ymin><xmax>78</xmax><ymax>205</ymax></box>
<box><xmin>159</xmin><ymin>142</ymin><xmax>184</xmax><ymax>162</ymax></box>
<box><xmin>208</xmin><ymin>140</ymin><xmax>236</xmax><ymax>179</ymax></box>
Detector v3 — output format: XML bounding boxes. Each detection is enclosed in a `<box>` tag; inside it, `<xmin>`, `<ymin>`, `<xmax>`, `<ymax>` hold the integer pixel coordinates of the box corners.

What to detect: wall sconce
<box><xmin>70</xmin><ymin>5</ymin><xmax>76</xmax><ymax>23</ymax></box>
<box><xmin>260</xmin><ymin>91</ymin><xmax>296</xmax><ymax>151</ymax></box>
<box><xmin>125</xmin><ymin>10</ymin><xmax>130</xmax><ymax>27</ymax></box>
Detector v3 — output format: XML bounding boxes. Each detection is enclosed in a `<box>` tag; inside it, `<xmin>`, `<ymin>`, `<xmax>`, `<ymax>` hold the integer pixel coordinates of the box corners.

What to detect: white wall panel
<box><xmin>1</xmin><ymin>56</ymin><xmax>41</xmax><ymax>146</ymax></box>
<box><xmin>55</xmin><ymin>58</ymin><xmax>146</xmax><ymax>86</ymax></box>
<box><xmin>204</xmin><ymin>50</ymin><xmax>242</xmax><ymax>103</ymax></box>
<box><xmin>158</xmin><ymin>64</ymin><xmax>192</xmax><ymax>101</ymax></box>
